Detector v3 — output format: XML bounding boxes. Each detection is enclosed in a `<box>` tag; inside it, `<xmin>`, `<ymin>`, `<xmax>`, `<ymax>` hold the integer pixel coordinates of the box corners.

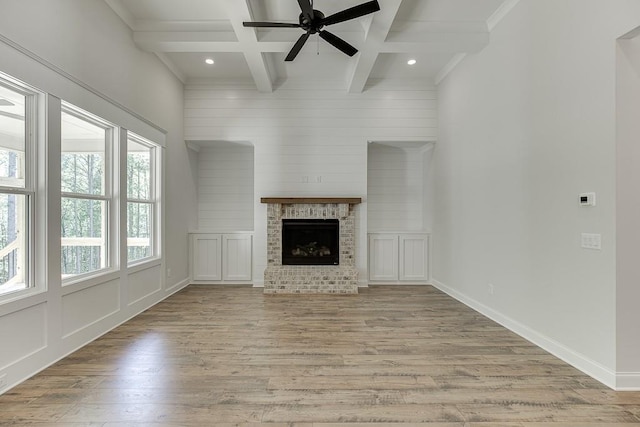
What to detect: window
<box><xmin>61</xmin><ymin>105</ymin><xmax>113</xmax><ymax>279</ymax></box>
<box><xmin>0</xmin><ymin>76</ymin><xmax>35</xmax><ymax>297</ymax></box>
<box><xmin>127</xmin><ymin>133</ymin><xmax>158</xmax><ymax>263</ymax></box>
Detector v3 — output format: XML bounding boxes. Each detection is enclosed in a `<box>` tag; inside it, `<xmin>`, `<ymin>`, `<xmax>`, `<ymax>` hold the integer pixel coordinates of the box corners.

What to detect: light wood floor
<box><xmin>1</xmin><ymin>285</ymin><xmax>640</xmax><ymax>426</ymax></box>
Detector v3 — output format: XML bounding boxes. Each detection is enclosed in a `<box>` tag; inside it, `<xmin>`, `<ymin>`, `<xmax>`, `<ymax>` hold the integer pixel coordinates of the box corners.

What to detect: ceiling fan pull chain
<box><xmin>317</xmin><ymin>33</ymin><xmax>320</xmax><ymax>55</ymax></box>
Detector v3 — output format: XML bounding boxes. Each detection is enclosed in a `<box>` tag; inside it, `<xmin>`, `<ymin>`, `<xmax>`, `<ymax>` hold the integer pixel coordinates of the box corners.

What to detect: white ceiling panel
<box><xmin>164</xmin><ymin>52</ymin><xmax>253</xmax><ymax>80</ymax></box>
<box><xmin>369</xmin><ymin>52</ymin><xmax>457</xmax><ymax>81</ymax></box>
<box><xmin>119</xmin><ymin>0</ymin><xmax>230</xmax><ymax>21</ymax></box>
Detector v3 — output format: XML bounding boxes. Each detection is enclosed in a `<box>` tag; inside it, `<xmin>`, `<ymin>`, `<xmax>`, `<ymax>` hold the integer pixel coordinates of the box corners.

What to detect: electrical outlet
<box><xmin>488</xmin><ymin>283</ymin><xmax>494</xmax><ymax>295</ymax></box>
<box><xmin>167</xmin><ymin>268</ymin><xmax>172</xmax><ymax>278</ymax></box>
<box><xmin>0</xmin><ymin>373</ymin><xmax>7</xmax><ymax>390</ymax></box>
<box><xmin>581</xmin><ymin>233</ymin><xmax>602</xmax><ymax>250</ymax></box>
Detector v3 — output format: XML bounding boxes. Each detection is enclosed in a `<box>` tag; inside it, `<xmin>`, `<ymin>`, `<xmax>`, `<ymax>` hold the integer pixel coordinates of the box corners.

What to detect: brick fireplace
<box><xmin>261</xmin><ymin>197</ymin><xmax>361</xmax><ymax>294</ymax></box>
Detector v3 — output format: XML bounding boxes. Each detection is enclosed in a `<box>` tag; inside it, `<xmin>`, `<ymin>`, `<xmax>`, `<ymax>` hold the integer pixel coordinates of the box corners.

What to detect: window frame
<box><xmin>60</xmin><ymin>103</ymin><xmax>116</xmax><ymax>283</ymax></box>
<box><xmin>0</xmin><ymin>74</ymin><xmax>38</xmax><ymax>301</ymax></box>
<box><xmin>126</xmin><ymin>133</ymin><xmax>160</xmax><ymax>265</ymax></box>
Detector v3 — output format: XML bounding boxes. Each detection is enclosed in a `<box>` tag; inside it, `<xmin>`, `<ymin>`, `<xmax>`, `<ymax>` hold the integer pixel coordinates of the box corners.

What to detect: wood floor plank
<box><xmin>1</xmin><ymin>285</ymin><xmax>639</xmax><ymax>425</ymax></box>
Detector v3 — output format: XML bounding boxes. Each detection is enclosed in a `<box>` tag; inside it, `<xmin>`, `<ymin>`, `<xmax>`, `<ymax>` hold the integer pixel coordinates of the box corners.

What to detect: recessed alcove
<box><xmin>367</xmin><ymin>141</ymin><xmax>434</xmax><ymax>232</ymax></box>
<box><xmin>187</xmin><ymin>140</ymin><xmax>255</xmax><ymax>284</ymax></box>
<box><xmin>187</xmin><ymin>140</ymin><xmax>255</xmax><ymax>231</ymax></box>
<box><xmin>367</xmin><ymin>141</ymin><xmax>434</xmax><ymax>283</ymax></box>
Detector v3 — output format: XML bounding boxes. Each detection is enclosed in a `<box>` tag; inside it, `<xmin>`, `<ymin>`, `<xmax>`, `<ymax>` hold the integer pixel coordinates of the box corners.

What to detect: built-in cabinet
<box><xmin>190</xmin><ymin>233</ymin><xmax>253</xmax><ymax>283</ymax></box>
<box><xmin>188</xmin><ymin>141</ymin><xmax>255</xmax><ymax>285</ymax></box>
<box><xmin>367</xmin><ymin>141</ymin><xmax>433</xmax><ymax>284</ymax></box>
<box><xmin>368</xmin><ymin>233</ymin><xmax>429</xmax><ymax>283</ymax></box>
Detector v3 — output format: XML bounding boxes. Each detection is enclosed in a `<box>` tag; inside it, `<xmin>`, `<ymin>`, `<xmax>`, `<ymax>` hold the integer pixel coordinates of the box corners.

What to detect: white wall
<box><xmin>196</xmin><ymin>143</ymin><xmax>254</xmax><ymax>231</ymax></box>
<box><xmin>433</xmin><ymin>0</ymin><xmax>640</xmax><ymax>388</ymax></box>
<box><xmin>185</xmin><ymin>79</ymin><xmax>437</xmax><ymax>284</ymax></box>
<box><xmin>616</xmin><ymin>34</ymin><xmax>640</xmax><ymax>388</ymax></box>
<box><xmin>0</xmin><ymin>0</ymin><xmax>193</xmax><ymax>393</ymax></box>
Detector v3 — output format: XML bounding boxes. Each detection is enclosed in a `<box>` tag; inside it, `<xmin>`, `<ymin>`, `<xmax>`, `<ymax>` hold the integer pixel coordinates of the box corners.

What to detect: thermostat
<box><xmin>579</xmin><ymin>192</ymin><xmax>596</xmax><ymax>206</ymax></box>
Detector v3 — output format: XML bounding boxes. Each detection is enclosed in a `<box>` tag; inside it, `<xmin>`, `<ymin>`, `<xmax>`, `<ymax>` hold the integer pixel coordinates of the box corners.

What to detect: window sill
<box><xmin>61</xmin><ymin>269</ymin><xmax>121</xmax><ymax>296</ymax></box>
<box><xmin>127</xmin><ymin>257</ymin><xmax>161</xmax><ymax>274</ymax></box>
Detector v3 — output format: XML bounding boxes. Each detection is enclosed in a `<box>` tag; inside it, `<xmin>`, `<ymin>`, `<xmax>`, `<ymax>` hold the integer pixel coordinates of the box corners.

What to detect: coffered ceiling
<box><xmin>105</xmin><ymin>0</ymin><xmax>516</xmax><ymax>92</ymax></box>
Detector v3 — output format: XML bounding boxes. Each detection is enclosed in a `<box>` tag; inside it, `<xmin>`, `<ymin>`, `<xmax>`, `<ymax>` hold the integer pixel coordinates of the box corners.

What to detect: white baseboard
<box><xmin>369</xmin><ymin>281</ymin><xmax>429</xmax><ymax>285</ymax></box>
<box><xmin>616</xmin><ymin>372</ymin><xmax>640</xmax><ymax>391</ymax></box>
<box><xmin>252</xmin><ymin>280</ymin><xmax>264</xmax><ymax>288</ymax></box>
<box><xmin>166</xmin><ymin>277</ymin><xmax>190</xmax><ymax>293</ymax></box>
<box><xmin>430</xmin><ymin>279</ymin><xmax>618</xmax><ymax>390</ymax></box>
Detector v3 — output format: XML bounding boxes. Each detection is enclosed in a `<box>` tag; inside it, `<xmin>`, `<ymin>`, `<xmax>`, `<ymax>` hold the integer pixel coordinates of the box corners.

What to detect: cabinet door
<box><xmin>399</xmin><ymin>234</ymin><xmax>428</xmax><ymax>282</ymax></box>
<box><xmin>223</xmin><ymin>234</ymin><xmax>252</xmax><ymax>281</ymax></box>
<box><xmin>368</xmin><ymin>234</ymin><xmax>399</xmax><ymax>281</ymax></box>
<box><xmin>192</xmin><ymin>234</ymin><xmax>222</xmax><ymax>281</ymax></box>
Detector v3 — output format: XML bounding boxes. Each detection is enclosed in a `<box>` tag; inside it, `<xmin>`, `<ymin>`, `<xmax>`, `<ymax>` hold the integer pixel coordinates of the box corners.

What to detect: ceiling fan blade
<box><xmin>243</xmin><ymin>22</ymin><xmax>301</xmax><ymax>28</ymax></box>
<box><xmin>319</xmin><ymin>30</ymin><xmax>358</xmax><ymax>57</ymax></box>
<box><xmin>297</xmin><ymin>0</ymin><xmax>314</xmax><ymax>22</ymax></box>
<box><xmin>285</xmin><ymin>32</ymin><xmax>311</xmax><ymax>61</ymax></box>
<box><xmin>320</xmin><ymin>0</ymin><xmax>380</xmax><ymax>26</ymax></box>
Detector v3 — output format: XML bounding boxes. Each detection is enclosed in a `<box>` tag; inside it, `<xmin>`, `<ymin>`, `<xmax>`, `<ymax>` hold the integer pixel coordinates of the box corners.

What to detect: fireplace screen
<box><xmin>282</xmin><ymin>219</ymin><xmax>339</xmax><ymax>265</ymax></box>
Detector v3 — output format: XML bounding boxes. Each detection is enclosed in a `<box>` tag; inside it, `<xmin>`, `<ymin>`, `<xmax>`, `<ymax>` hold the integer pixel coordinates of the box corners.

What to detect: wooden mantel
<box><xmin>260</xmin><ymin>197</ymin><xmax>362</xmax><ymax>204</ymax></box>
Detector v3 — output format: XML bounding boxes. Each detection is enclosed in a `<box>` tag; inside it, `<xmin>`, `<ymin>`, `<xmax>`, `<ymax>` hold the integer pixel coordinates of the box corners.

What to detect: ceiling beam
<box><xmin>347</xmin><ymin>0</ymin><xmax>404</xmax><ymax>93</ymax></box>
<box><xmin>133</xmin><ymin>31</ymin><xmax>488</xmax><ymax>54</ymax></box>
<box><xmin>224</xmin><ymin>0</ymin><xmax>274</xmax><ymax>93</ymax></box>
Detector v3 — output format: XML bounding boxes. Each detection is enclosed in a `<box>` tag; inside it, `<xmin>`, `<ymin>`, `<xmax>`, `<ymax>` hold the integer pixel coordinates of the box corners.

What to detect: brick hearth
<box><xmin>261</xmin><ymin>198</ymin><xmax>361</xmax><ymax>294</ymax></box>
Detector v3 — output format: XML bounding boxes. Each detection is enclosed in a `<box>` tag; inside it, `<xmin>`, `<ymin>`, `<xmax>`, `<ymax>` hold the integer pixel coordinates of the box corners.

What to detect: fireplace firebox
<box><xmin>282</xmin><ymin>219</ymin><xmax>339</xmax><ymax>265</ymax></box>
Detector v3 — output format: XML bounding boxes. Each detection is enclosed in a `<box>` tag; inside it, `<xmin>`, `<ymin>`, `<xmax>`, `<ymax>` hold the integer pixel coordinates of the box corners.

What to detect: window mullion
<box><xmin>61</xmin><ymin>193</ymin><xmax>110</xmax><ymax>202</ymax></box>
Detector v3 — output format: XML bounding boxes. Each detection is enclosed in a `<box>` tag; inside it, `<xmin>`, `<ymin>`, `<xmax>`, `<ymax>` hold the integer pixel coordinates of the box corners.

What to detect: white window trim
<box><xmin>126</xmin><ymin>133</ymin><xmax>160</xmax><ymax>266</ymax></box>
<box><xmin>60</xmin><ymin>103</ymin><xmax>117</xmax><ymax>284</ymax></box>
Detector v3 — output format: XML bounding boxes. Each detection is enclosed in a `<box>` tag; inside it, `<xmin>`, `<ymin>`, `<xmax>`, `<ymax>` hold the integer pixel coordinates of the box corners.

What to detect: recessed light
<box><xmin>407</xmin><ymin>59</ymin><xmax>417</xmax><ymax>65</ymax></box>
<box><xmin>205</xmin><ymin>58</ymin><xmax>215</xmax><ymax>65</ymax></box>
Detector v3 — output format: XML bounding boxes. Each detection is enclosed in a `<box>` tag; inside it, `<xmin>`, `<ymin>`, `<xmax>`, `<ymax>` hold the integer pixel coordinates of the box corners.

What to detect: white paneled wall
<box><xmin>367</xmin><ymin>143</ymin><xmax>428</xmax><ymax>232</ymax></box>
<box><xmin>197</xmin><ymin>144</ymin><xmax>254</xmax><ymax>231</ymax></box>
<box><xmin>185</xmin><ymin>79</ymin><xmax>437</xmax><ymax>284</ymax></box>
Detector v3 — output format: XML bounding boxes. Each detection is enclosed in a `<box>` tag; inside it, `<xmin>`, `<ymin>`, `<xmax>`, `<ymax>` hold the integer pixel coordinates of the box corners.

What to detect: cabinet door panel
<box><xmin>223</xmin><ymin>234</ymin><xmax>252</xmax><ymax>281</ymax></box>
<box><xmin>368</xmin><ymin>234</ymin><xmax>399</xmax><ymax>281</ymax></box>
<box><xmin>399</xmin><ymin>234</ymin><xmax>428</xmax><ymax>281</ymax></box>
<box><xmin>192</xmin><ymin>234</ymin><xmax>222</xmax><ymax>281</ymax></box>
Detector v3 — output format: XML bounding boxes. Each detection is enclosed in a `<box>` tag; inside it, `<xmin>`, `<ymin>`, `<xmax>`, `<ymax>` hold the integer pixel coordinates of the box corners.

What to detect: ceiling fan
<box><xmin>243</xmin><ymin>0</ymin><xmax>380</xmax><ymax>61</ymax></box>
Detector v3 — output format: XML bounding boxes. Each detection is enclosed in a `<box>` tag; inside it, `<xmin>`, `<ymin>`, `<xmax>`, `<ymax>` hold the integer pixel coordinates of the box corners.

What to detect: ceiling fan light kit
<box><xmin>243</xmin><ymin>0</ymin><xmax>380</xmax><ymax>61</ymax></box>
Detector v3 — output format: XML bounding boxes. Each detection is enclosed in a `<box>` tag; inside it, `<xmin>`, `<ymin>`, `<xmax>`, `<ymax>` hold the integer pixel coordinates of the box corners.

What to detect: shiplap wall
<box><xmin>185</xmin><ymin>78</ymin><xmax>437</xmax><ymax>283</ymax></box>
<box><xmin>367</xmin><ymin>143</ymin><xmax>427</xmax><ymax>232</ymax></box>
<box><xmin>197</xmin><ymin>144</ymin><xmax>254</xmax><ymax>231</ymax></box>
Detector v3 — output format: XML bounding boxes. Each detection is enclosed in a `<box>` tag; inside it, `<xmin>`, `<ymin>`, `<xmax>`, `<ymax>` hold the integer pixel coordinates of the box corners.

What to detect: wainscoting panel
<box><xmin>62</xmin><ymin>280</ymin><xmax>120</xmax><ymax>338</ymax></box>
<box><xmin>0</xmin><ymin>302</ymin><xmax>46</xmax><ymax>370</ymax></box>
<box><xmin>127</xmin><ymin>266</ymin><xmax>162</xmax><ymax>305</ymax></box>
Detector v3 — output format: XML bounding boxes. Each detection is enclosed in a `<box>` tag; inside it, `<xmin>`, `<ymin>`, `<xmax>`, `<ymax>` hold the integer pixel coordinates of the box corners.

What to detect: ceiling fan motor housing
<box><xmin>299</xmin><ymin>10</ymin><xmax>325</xmax><ymax>33</ymax></box>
